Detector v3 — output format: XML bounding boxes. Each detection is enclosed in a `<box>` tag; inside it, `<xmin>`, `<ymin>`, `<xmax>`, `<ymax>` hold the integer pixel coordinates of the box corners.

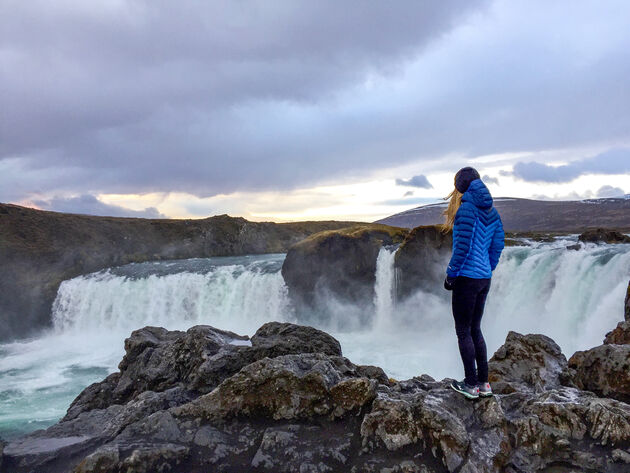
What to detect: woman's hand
<box><xmin>444</xmin><ymin>276</ymin><xmax>457</xmax><ymax>291</ymax></box>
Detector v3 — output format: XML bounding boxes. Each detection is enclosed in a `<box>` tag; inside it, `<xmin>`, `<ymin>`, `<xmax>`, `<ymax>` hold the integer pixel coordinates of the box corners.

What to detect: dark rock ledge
<box><xmin>3</xmin><ymin>313</ymin><xmax>630</xmax><ymax>473</ymax></box>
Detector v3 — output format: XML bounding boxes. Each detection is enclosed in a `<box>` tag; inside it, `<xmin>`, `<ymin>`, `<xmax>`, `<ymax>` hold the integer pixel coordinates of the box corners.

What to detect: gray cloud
<box><xmin>34</xmin><ymin>195</ymin><xmax>167</xmax><ymax>218</ymax></box>
<box><xmin>396</xmin><ymin>175</ymin><xmax>433</xmax><ymax>189</ymax></box>
<box><xmin>482</xmin><ymin>175</ymin><xmax>499</xmax><ymax>185</ymax></box>
<box><xmin>596</xmin><ymin>185</ymin><xmax>625</xmax><ymax>198</ymax></box>
<box><xmin>512</xmin><ymin>148</ymin><xmax>630</xmax><ymax>183</ymax></box>
<box><xmin>403</xmin><ymin>190</ymin><xmax>414</xmax><ymax>197</ymax></box>
<box><xmin>1</xmin><ymin>0</ymin><xmax>630</xmax><ymax>207</ymax></box>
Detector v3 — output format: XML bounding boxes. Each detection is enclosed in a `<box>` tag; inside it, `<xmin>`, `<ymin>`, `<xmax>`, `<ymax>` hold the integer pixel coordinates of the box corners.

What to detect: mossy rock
<box><xmin>281</xmin><ymin>224</ymin><xmax>409</xmax><ymax>312</ymax></box>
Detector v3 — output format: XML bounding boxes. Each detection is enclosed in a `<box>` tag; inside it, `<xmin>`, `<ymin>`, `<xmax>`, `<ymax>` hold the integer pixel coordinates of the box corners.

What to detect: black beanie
<box><xmin>455</xmin><ymin>167</ymin><xmax>480</xmax><ymax>193</ymax></box>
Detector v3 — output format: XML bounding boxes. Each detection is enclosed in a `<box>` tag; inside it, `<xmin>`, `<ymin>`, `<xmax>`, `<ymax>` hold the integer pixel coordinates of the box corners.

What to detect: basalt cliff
<box><xmin>2</xmin><ymin>282</ymin><xmax>630</xmax><ymax>473</ymax></box>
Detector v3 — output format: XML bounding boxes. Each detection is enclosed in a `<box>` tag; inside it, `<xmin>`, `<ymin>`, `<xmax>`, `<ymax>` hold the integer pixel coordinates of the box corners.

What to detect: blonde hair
<box><xmin>441</xmin><ymin>186</ymin><xmax>462</xmax><ymax>233</ymax></box>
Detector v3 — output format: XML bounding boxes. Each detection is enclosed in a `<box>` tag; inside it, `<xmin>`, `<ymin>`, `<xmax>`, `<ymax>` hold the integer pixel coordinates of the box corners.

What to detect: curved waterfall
<box><xmin>1</xmin><ymin>240</ymin><xmax>629</xmax><ymax>439</ymax></box>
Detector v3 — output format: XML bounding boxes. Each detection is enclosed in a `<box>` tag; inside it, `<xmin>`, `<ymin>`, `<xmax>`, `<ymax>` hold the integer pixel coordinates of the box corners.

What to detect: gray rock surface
<box><xmin>568</xmin><ymin>344</ymin><xmax>630</xmax><ymax>403</ymax></box>
<box><xmin>4</xmin><ymin>318</ymin><xmax>630</xmax><ymax>473</ymax></box>
<box><xmin>487</xmin><ymin>331</ymin><xmax>570</xmax><ymax>394</ymax></box>
<box><xmin>626</xmin><ymin>280</ymin><xmax>630</xmax><ymax>321</ymax></box>
<box><xmin>578</xmin><ymin>228</ymin><xmax>630</xmax><ymax>244</ymax></box>
<box><xmin>604</xmin><ymin>321</ymin><xmax>630</xmax><ymax>345</ymax></box>
<box><xmin>65</xmin><ymin>322</ymin><xmax>342</xmax><ymax>422</ymax></box>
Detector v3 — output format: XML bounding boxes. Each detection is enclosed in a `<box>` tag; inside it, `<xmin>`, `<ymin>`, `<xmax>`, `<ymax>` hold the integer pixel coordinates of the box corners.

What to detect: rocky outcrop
<box><xmin>626</xmin><ymin>280</ymin><xmax>630</xmax><ymax>321</ymax></box>
<box><xmin>0</xmin><ymin>203</ymin><xmax>360</xmax><ymax>341</ymax></box>
<box><xmin>487</xmin><ymin>331</ymin><xmax>570</xmax><ymax>394</ymax></box>
<box><xmin>64</xmin><ymin>322</ymin><xmax>343</xmax><ymax>422</ymax></box>
<box><xmin>568</xmin><ymin>344</ymin><xmax>630</xmax><ymax>403</ymax></box>
<box><xmin>567</xmin><ymin>281</ymin><xmax>630</xmax><ymax>403</ymax></box>
<box><xmin>393</xmin><ymin>225</ymin><xmax>452</xmax><ymax>300</ymax></box>
<box><xmin>4</xmin><ymin>317</ymin><xmax>630</xmax><ymax>473</ymax></box>
<box><xmin>281</xmin><ymin>224</ymin><xmax>408</xmax><ymax>313</ymax></box>
<box><xmin>578</xmin><ymin>228</ymin><xmax>630</xmax><ymax>244</ymax></box>
<box><xmin>605</xmin><ymin>321</ymin><xmax>630</xmax><ymax>345</ymax></box>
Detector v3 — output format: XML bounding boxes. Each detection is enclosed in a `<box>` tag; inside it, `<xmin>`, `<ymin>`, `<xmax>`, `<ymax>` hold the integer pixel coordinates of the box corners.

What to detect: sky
<box><xmin>1</xmin><ymin>0</ymin><xmax>629</xmax><ymax>222</ymax></box>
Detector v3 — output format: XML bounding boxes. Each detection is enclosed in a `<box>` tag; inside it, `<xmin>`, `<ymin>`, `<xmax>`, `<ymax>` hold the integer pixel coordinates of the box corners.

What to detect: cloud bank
<box><xmin>1</xmin><ymin>0</ymin><xmax>629</xmax><ymax>210</ymax></box>
<box><xmin>34</xmin><ymin>195</ymin><xmax>167</xmax><ymax>218</ymax></box>
<box><xmin>512</xmin><ymin>149</ymin><xmax>630</xmax><ymax>183</ymax></box>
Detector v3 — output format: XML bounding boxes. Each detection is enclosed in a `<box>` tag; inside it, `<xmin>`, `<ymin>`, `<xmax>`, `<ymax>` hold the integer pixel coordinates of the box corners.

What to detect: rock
<box><xmin>172</xmin><ymin>353</ymin><xmax>378</xmax><ymax>422</ymax></box>
<box><xmin>281</xmin><ymin>224</ymin><xmax>408</xmax><ymax>314</ymax></box>
<box><xmin>626</xmin><ymin>280</ymin><xmax>630</xmax><ymax>321</ymax></box>
<box><xmin>0</xmin><ymin>202</ymin><xmax>360</xmax><ymax>342</ymax></box>
<box><xmin>393</xmin><ymin>225</ymin><xmax>452</xmax><ymax>300</ymax></box>
<box><xmin>505</xmin><ymin>387</ymin><xmax>630</xmax><ymax>472</ymax></box>
<box><xmin>360</xmin><ymin>377</ymin><xmax>510</xmax><ymax>473</ymax></box>
<box><xmin>612</xmin><ymin>448</ymin><xmax>630</xmax><ymax>464</ymax></box>
<box><xmin>249</xmin><ymin>424</ymin><xmax>354</xmax><ymax>472</ymax></box>
<box><xmin>250</xmin><ymin>321</ymin><xmax>342</xmax><ymax>357</ymax></box>
<box><xmin>488</xmin><ymin>331</ymin><xmax>569</xmax><ymax>394</ymax></box>
<box><xmin>578</xmin><ymin>228</ymin><xmax>630</xmax><ymax>244</ymax></box>
<box><xmin>604</xmin><ymin>321</ymin><xmax>630</xmax><ymax>345</ymax></box>
<box><xmin>65</xmin><ymin>322</ymin><xmax>342</xmax><ymax>421</ymax></box>
<box><xmin>568</xmin><ymin>344</ymin><xmax>630</xmax><ymax>403</ymax></box>
<box><xmin>7</xmin><ymin>318</ymin><xmax>630</xmax><ymax>473</ymax></box>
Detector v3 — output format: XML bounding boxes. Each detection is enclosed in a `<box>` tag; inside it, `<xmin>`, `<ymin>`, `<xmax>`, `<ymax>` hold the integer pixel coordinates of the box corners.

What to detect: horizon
<box><xmin>4</xmin><ymin>191</ymin><xmax>630</xmax><ymax>224</ymax></box>
<box><xmin>2</xmin><ymin>1</ymin><xmax>629</xmax><ymax>221</ymax></box>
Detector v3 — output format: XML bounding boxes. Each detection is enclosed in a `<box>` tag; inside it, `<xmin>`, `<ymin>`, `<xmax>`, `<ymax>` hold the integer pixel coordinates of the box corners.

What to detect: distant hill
<box><xmin>375</xmin><ymin>196</ymin><xmax>630</xmax><ymax>232</ymax></box>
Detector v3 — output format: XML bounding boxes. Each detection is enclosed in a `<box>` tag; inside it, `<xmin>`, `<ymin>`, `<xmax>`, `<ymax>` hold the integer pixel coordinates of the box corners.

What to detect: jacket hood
<box><xmin>461</xmin><ymin>179</ymin><xmax>493</xmax><ymax>209</ymax></box>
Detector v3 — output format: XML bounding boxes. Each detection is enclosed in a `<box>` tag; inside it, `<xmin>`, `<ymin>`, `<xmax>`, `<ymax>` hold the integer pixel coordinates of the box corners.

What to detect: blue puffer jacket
<box><xmin>446</xmin><ymin>179</ymin><xmax>505</xmax><ymax>279</ymax></box>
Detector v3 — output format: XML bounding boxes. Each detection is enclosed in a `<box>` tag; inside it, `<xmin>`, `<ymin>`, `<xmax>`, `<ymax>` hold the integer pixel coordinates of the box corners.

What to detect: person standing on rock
<box><xmin>442</xmin><ymin>167</ymin><xmax>505</xmax><ymax>399</ymax></box>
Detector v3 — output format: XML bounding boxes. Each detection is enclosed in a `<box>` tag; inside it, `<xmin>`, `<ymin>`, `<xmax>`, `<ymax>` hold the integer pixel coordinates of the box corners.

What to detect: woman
<box><xmin>442</xmin><ymin>167</ymin><xmax>505</xmax><ymax>399</ymax></box>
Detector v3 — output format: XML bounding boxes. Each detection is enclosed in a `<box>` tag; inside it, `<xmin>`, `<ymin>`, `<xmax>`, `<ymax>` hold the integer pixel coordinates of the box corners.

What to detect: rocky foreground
<box><xmin>2</xmin><ymin>284</ymin><xmax>630</xmax><ymax>473</ymax></box>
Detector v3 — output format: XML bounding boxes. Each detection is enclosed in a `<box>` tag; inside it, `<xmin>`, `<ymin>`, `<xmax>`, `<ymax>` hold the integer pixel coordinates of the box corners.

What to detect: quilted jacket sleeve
<box><xmin>446</xmin><ymin>202</ymin><xmax>475</xmax><ymax>277</ymax></box>
<box><xmin>489</xmin><ymin>211</ymin><xmax>505</xmax><ymax>271</ymax></box>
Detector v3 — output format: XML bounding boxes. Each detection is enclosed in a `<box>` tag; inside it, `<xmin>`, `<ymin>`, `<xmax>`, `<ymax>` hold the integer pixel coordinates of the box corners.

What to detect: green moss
<box><xmin>293</xmin><ymin>224</ymin><xmax>409</xmax><ymax>252</ymax></box>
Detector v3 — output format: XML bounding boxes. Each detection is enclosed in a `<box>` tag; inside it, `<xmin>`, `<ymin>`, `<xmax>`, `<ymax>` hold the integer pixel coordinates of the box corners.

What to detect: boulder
<box><xmin>568</xmin><ymin>344</ymin><xmax>630</xmax><ymax>403</ymax></box>
<box><xmin>487</xmin><ymin>331</ymin><xmax>569</xmax><ymax>394</ymax></box>
<box><xmin>504</xmin><ymin>387</ymin><xmax>630</xmax><ymax>472</ymax></box>
<box><xmin>250</xmin><ymin>321</ymin><xmax>342</xmax><ymax>357</ymax></box>
<box><xmin>172</xmin><ymin>353</ymin><xmax>378</xmax><ymax>422</ymax></box>
<box><xmin>393</xmin><ymin>225</ymin><xmax>452</xmax><ymax>300</ymax></box>
<box><xmin>578</xmin><ymin>228</ymin><xmax>630</xmax><ymax>244</ymax></box>
<box><xmin>66</xmin><ymin>322</ymin><xmax>342</xmax><ymax>421</ymax></box>
<box><xmin>604</xmin><ymin>321</ymin><xmax>630</xmax><ymax>345</ymax></box>
<box><xmin>568</xmin><ymin>283</ymin><xmax>630</xmax><ymax>403</ymax></box>
<box><xmin>281</xmin><ymin>224</ymin><xmax>408</xmax><ymax>312</ymax></box>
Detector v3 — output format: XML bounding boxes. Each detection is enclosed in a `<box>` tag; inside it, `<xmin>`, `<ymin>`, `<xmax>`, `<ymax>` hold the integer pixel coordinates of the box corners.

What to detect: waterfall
<box><xmin>2</xmin><ymin>241</ymin><xmax>629</xmax><ymax>440</ymax></box>
<box><xmin>51</xmin><ymin>255</ymin><xmax>292</xmax><ymax>336</ymax></box>
<box><xmin>373</xmin><ymin>247</ymin><xmax>396</xmax><ymax>331</ymax></box>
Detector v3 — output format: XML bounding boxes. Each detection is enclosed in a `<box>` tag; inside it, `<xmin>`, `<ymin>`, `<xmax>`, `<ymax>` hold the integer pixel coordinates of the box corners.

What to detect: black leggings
<box><xmin>451</xmin><ymin>276</ymin><xmax>491</xmax><ymax>386</ymax></box>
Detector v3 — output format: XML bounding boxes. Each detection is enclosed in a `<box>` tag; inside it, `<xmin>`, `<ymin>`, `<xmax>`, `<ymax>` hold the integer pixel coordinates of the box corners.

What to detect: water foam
<box><xmin>1</xmin><ymin>242</ymin><xmax>629</xmax><ymax>439</ymax></box>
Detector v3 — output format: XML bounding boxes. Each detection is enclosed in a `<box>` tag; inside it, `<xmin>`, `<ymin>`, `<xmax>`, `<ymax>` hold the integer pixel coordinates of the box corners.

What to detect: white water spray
<box><xmin>52</xmin><ymin>264</ymin><xmax>291</xmax><ymax>336</ymax></box>
<box><xmin>1</xmin><ymin>242</ymin><xmax>629</xmax><ymax>439</ymax></box>
<box><xmin>373</xmin><ymin>247</ymin><xmax>396</xmax><ymax>331</ymax></box>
